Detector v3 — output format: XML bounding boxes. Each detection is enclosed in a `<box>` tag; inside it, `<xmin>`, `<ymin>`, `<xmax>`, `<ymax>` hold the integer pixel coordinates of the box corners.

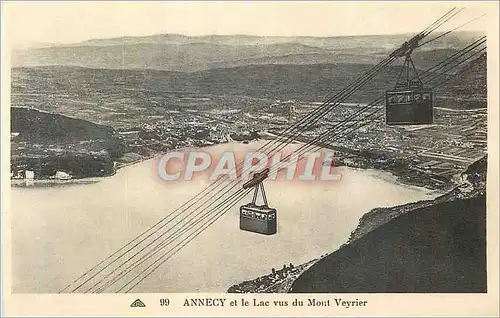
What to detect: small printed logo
<box><xmin>130</xmin><ymin>299</ymin><xmax>146</xmax><ymax>308</ymax></box>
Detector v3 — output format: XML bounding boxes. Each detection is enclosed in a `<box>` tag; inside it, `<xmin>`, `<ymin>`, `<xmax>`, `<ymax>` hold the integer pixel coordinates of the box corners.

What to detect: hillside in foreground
<box><xmin>289</xmin><ymin>195</ymin><xmax>486</xmax><ymax>293</ymax></box>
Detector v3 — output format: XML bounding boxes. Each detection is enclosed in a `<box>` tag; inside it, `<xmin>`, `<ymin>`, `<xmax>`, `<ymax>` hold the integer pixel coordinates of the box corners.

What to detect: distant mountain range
<box><xmin>12</xmin><ymin>31</ymin><xmax>484</xmax><ymax>72</ymax></box>
<box><xmin>12</xmin><ymin>51</ymin><xmax>486</xmax><ymax>108</ymax></box>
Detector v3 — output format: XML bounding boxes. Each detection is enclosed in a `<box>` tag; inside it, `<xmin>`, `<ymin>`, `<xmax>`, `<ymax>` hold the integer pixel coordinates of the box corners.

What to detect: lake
<box><xmin>11</xmin><ymin>141</ymin><xmax>439</xmax><ymax>293</ymax></box>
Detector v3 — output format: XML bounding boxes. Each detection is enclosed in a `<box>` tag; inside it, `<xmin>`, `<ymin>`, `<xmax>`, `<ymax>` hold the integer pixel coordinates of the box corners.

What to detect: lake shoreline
<box><xmin>11</xmin><ymin>138</ymin><xmax>442</xmax><ymax>193</ymax></box>
<box><xmin>12</xmin><ymin>140</ymin><xmax>437</xmax><ymax>293</ymax></box>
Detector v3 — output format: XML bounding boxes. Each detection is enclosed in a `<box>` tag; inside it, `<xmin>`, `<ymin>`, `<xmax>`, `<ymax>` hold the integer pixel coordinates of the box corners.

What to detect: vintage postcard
<box><xmin>1</xmin><ymin>1</ymin><xmax>499</xmax><ymax>316</ymax></box>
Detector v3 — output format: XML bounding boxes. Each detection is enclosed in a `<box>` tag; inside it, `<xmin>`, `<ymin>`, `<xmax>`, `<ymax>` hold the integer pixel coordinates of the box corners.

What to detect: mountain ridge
<box><xmin>39</xmin><ymin>31</ymin><xmax>484</xmax><ymax>47</ymax></box>
<box><xmin>12</xmin><ymin>31</ymin><xmax>484</xmax><ymax>72</ymax></box>
<box><xmin>11</xmin><ymin>52</ymin><xmax>486</xmax><ymax>111</ymax></box>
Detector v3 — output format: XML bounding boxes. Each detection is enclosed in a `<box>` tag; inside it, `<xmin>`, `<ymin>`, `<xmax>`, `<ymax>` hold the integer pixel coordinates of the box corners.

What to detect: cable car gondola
<box><xmin>386</xmin><ymin>43</ymin><xmax>434</xmax><ymax>125</ymax></box>
<box><xmin>240</xmin><ymin>168</ymin><xmax>277</xmax><ymax>235</ymax></box>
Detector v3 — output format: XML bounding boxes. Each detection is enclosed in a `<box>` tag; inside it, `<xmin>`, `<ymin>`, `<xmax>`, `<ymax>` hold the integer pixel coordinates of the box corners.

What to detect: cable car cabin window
<box><xmin>406</xmin><ymin>94</ymin><xmax>413</xmax><ymax>103</ymax></box>
<box><xmin>388</xmin><ymin>94</ymin><xmax>398</xmax><ymax>104</ymax></box>
<box><xmin>397</xmin><ymin>94</ymin><xmax>406</xmax><ymax>103</ymax></box>
<box><xmin>414</xmin><ymin>93</ymin><xmax>422</xmax><ymax>101</ymax></box>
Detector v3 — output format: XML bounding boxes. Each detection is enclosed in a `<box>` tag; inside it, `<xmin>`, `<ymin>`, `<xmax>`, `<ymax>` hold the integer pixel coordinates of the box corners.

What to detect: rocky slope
<box><xmin>347</xmin><ymin>156</ymin><xmax>486</xmax><ymax>242</ymax></box>
<box><xmin>289</xmin><ymin>155</ymin><xmax>487</xmax><ymax>293</ymax></box>
<box><xmin>289</xmin><ymin>194</ymin><xmax>486</xmax><ymax>293</ymax></box>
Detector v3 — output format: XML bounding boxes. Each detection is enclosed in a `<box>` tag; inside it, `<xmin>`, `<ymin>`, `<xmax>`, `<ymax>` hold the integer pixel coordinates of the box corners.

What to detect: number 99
<box><xmin>160</xmin><ymin>298</ymin><xmax>170</xmax><ymax>306</ymax></box>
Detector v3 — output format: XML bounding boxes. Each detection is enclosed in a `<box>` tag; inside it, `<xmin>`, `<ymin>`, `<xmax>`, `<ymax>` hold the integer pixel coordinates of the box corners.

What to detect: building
<box><xmin>25</xmin><ymin>170</ymin><xmax>34</xmax><ymax>186</ymax></box>
<box><xmin>54</xmin><ymin>171</ymin><xmax>72</xmax><ymax>180</ymax></box>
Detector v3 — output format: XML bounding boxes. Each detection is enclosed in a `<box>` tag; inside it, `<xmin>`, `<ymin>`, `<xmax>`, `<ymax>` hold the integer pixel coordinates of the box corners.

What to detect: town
<box><xmin>10</xmin><ymin>95</ymin><xmax>486</xmax><ymax>190</ymax></box>
<box><xmin>10</xmin><ymin>52</ymin><xmax>486</xmax><ymax>189</ymax></box>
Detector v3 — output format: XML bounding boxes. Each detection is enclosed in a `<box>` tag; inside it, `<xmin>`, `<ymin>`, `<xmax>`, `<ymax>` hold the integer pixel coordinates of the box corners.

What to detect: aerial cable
<box><xmin>116</xmin><ymin>189</ymin><xmax>253</xmax><ymax>293</ymax></box>
<box><xmin>69</xmin><ymin>191</ymin><xmax>250</xmax><ymax>291</ymax></box>
<box><xmin>418</xmin><ymin>14</ymin><xmax>486</xmax><ymax>48</ymax></box>
<box><xmin>66</xmin><ymin>38</ymin><xmax>472</xmax><ymax>296</ymax></box>
<box><xmin>93</xmin><ymin>188</ymin><xmax>253</xmax><ymax>293</ymax></box>
<box><xmin>85</xmin><ymin>188</ymin><xmax>249</xmax><ymax>293</ymax></box>
<box><xmin>421</xmin><ymin>7</ymin><xmax>464</xmax><ymax>39</ymax></box>
<box><xmin>422</xmin><ymin>40</ymin><xmax>486</xmax><ymax>80</ymax></box>
<box><xmin>418</xmin><ymin>7</ymin><xmax>459</xmax><ymax>37</ymax></box>
<box><xmin>412</xmin><ymin>38</ymin><xmax>485</xmax><ymax>89</ymax></box>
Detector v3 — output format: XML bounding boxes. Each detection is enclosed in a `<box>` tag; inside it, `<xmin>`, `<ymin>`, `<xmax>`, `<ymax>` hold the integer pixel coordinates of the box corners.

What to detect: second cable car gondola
<box><xmin>386</xmin><ymin>43</ymin><xmax>434</xmax><ymax>125</ymax></box>
<box><xmin>239</xmin><ymin>168</ymin><xmax>277</xmax><ymax>235</ymax></box>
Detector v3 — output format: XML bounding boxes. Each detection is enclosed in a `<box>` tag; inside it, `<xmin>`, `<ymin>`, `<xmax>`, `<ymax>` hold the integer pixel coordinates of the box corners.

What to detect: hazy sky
<box><xmin>2</xmin><ymin>1</ymin><xmax>494</xmax><ymax>47</ymax></box>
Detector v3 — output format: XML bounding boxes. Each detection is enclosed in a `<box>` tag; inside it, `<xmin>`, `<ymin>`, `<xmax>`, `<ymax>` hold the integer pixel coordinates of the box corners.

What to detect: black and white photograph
<box><xmin>1</xmin><ymin>1</ymin><xmax>498</xmax><ymax>316</ymax></box>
